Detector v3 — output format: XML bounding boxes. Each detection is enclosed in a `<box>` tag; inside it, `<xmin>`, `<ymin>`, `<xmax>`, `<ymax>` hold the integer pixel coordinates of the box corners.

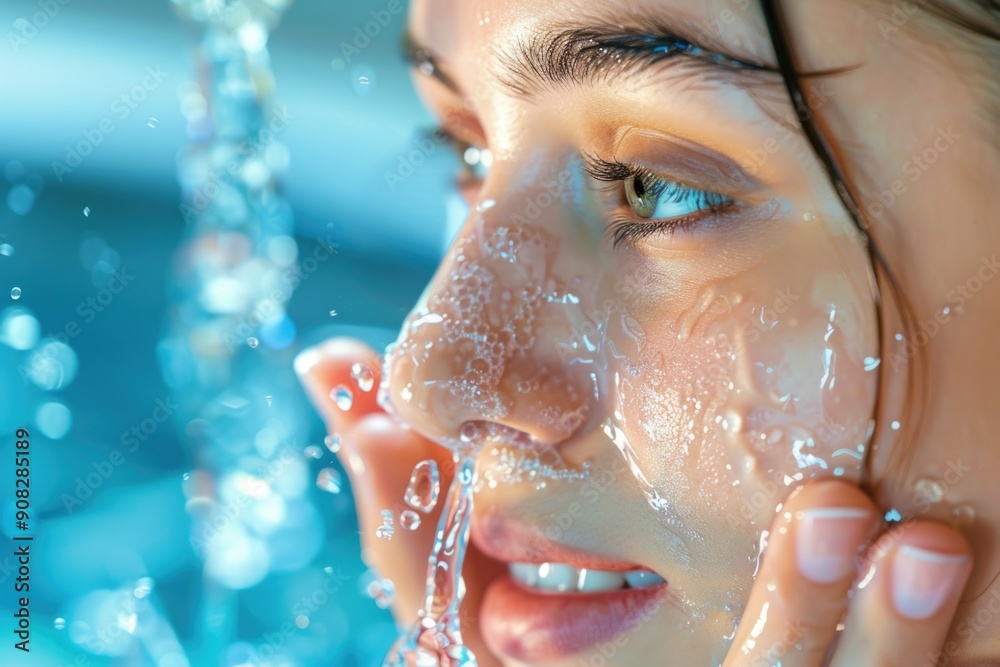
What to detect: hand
<box><xmin>296</xmin><ymin>337</ymin><xmax>974</xmax><ymax>667</ymax></box>
<box><xmin>295</xmin><ymin>338</ymin><xmax>506</xmax><ymax>667</ymax></box>
<box><xmin>723</xmin><ymin>479</ymin><xmax>973</xmax><ymax>666</ymax></box>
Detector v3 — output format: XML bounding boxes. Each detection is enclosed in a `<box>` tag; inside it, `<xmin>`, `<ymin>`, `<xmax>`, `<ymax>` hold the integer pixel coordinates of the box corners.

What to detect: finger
<box><xmin>829</xmin><ymin>521</ymin><xmax>972</xmax><ymax>667</ymax></box>
<box><xmin>347</xmin><ymin>413</ymin><xmax>506</xmax><ymax>666</ymax></box>
<box><xmin>295</xmin><ymin>337</ymin><xmax>383</xmax><ymax>473</ymax></box>
<box><xmin>725</xmin><ymin>480</ymin><xmax>880</xmax><ymax>667</ymax></box>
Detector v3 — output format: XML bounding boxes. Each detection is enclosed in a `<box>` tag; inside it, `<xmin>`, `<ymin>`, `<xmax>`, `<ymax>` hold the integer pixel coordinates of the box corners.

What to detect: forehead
<box><xmin>408</xmin><ymin>0</ymin><xmax>774</xmax><ymax>80</ymax></box>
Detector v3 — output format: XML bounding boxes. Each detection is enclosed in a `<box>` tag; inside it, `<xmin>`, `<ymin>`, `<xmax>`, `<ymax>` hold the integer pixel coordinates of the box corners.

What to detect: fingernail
<box><xmin>892</xmin><ymin>546</ymin><xmax>969</xmax><ymax>619</ymax></box>
<box><xmin>293</xmin><ymin>343</ymin><xmax>327</xmax><ymax>379</ymax></box>
<box><xmin>796</xmin><ymin>508</ymin><xmax>873</xmax><ymax>583</ymax></box>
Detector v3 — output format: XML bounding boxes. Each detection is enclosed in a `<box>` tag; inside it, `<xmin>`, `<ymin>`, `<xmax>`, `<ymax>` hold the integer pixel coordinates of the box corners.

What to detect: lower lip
<box><xmin>480</xmin><ymin>575</ymin><xmax>667</xmax><ymax>663</ymax></box>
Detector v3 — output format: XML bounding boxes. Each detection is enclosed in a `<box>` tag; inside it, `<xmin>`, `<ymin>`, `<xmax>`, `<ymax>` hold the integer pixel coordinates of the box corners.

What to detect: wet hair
<box><xmin>759</xmin><ymin>0</ymin><xmax>1000</xmax><ymax>494</ymax></box>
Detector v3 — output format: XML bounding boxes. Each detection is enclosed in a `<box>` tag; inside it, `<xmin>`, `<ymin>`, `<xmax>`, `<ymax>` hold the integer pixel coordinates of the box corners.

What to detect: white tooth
<box><xmin>576</xmin><ymin>569</ymin><xmax>627</xmax><ymax>592</ymax></box>
<box><xmin>624</xmin><ymin>571</ymin><xmax>666</xmax><ymax>589</ymax></box>
<box><xmin>509</xmin><ymin>562</ymin><xmax>539</xmax><ymax>587</ymax></box>
<box><xmin>536</xmin><ymin>562</ymin><xmax>578</xmax><ymax>592</ymax></box>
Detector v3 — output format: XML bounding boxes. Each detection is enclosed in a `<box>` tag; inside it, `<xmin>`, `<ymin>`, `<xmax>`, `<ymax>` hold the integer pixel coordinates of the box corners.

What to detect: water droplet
<box><xmin>323</xmin><ymin>566</ymin><xmax>334</xmax><ymax>574</ymax></box>
<box><xmin>400</xmin><ymin>509</ymin><xmax>421</xmax><ymax>530</ymax></box>
<box><xmin>10</xmin><ymin>287</ymin><xmax>21</xmax><ymax>300</ymax></box>
<box><xmin>303</xmin><ymin>445</ymin><xmax>323</xmax><ymax>459</ymax></box>
<box><xmin>351</xmin><ymin>362</ymin><xmax>375</xmax><ymax>392</ymax></box>
<box><xmin>247</xmin><ymin>336</ymin><xmax>259</xmax><ymax>348</ymax></box>
<box><xmin>0</xmin><ymin>243</ymin><xmax>13</xmax><ymax>256</ymax></box>
<box><xmin>331</xmin><ymin>385</ymin><xmax>353</xmax><ymax>410</ymax></box>
<box><xmin>54</xmin><ymin>618</ymin><xmax>66</xmax><ymax>630</ymax></box>
<box><xmin>83</xmin><ymin>206</ymin><xmax>91</xmax><ymax>217</ymax></box>
<box><xmin>316</xmin><ymin>468</ymin><xmax>342</xmax><ymax>494</ymax></box>
<box><xmin>182</xmin><ymin>472</ymin><xmax>191</xmax><ymax>481</ymax></box>
<box><xmin>804</xmin><ymin>212</ymin><xmax>817</xmax><ymax>221</ymax></box>
<box><xmin>361</xmin><ymin>569</ymin><xmax>395</xmax><ymax>608</ymax></box>
<box><xmin>952</xmin><ymin>503</ymin><xmax>976</xmax><ymax>527</ymax></box>
<box><xmin>476</xmin><ymin>199</ymin><xmax>496</xmax><ymax>211</ymax></box>
<box><xmin>404</xmin><ymin>459</ymin><xmax>440</xmax><ymax>513</ymax></box>
<box><xmin>324</xmin><ymin>433</ymin><xmax>342</xmax><ymax>453</ymax></box>
<box><xmin>914</xmin><ymin>478</ymin><xmax>944</xmax><ymax>504</ymax></box>
<box><xmin>329</xmin><ymin>309</ymin><xmax>337</xmax><ymax>317</ymax></box>
<box><xmin>264</xmin><ymin>395</ymin><xmax>272</xmax><ymax>407</ymax></box>
<box><xmin>863</xmin><ymin>356</ymin><xmax>880</xmax><ymax>371</ymax></box>
<box><xmin>895</xmin><ymin>333</ymin><xmax>904</xmax><ymax>341</ymax></box>
<box><xmin>459</xmin><ymin>422</ymin><xmax>479</xmax><ymax>443</ymax></box>
<box><xmin>147</xmin><ymin>117</ymin><xmax>159</xmax><ymax>128</ymax></box>
<box><xmin>376</xmin><ymin>509</ymin><xmax>394</xmax><ymax>540</ymax></box>
<box><xmin>885</xmin><ymin>508</ymin><xmax>903</xmax><ymax>523</ymax></box>
<box><xmin>134</xmin><ymin>577</ymin><xmax>155</xmax><ymax>598</ymax></box>
<box><xmin>891</xmin><ymin>420</ymin><xmax>901</xmax><ymax>431</ymax></box>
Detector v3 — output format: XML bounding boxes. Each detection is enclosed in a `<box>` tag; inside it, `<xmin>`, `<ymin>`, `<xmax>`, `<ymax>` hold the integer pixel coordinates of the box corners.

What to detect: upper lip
<box><xmin>471</xmin><ymin>507</ymin><xmax>646</xmax><ymax>572</ymax></box>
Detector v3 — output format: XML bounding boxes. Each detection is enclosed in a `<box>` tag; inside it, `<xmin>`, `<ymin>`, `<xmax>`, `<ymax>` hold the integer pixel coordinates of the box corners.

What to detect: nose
<box><xmin>384</xmin><ymin>152</ymin><xmax>606</xmax><ymax>450</ymax></box>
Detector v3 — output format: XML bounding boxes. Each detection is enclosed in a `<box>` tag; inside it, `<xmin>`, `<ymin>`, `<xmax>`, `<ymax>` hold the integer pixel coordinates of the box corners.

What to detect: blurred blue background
<box><xmin>0</xmin><ymin>0</ymin><xmax>464</xmax><ymax>664</ymax></box>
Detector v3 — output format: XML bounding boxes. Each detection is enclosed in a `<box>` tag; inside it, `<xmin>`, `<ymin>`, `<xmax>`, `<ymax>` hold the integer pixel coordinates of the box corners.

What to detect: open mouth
<box><xmin>473</xmin><ymin>514</ymin><xmax>668</xmax><ymax>663</ymax></box>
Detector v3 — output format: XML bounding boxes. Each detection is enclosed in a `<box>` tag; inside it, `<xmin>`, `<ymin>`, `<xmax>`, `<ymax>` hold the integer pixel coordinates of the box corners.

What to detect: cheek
<box><xmin>610</xmin><ymin>225</ymin><xmax>880</xmax><ymax>533</ymax></box>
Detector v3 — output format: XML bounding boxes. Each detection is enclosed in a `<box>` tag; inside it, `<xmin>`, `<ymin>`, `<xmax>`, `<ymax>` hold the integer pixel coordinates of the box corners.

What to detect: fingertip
<box><xmin>294</xmin><ymin>337</ymin><xmax>382</xmax><ymax>429</ymax></box>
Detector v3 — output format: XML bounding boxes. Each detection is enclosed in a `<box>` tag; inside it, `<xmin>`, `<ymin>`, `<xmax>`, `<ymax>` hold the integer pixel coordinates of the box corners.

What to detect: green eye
<box><xmin>624</xmin><ymin>173</ymin><xmax>667</xmax><ymax>218</ymax></box>
<box><xmin>624</xmin><ymin>172</ymin><xmax>730</xmax><ymax>220</ymax></box>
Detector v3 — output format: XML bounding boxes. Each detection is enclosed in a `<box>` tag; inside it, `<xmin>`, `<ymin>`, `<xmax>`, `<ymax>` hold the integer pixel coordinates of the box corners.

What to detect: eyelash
<box><xmin>582</xmin><ymin>155</ymin><xmax>733</xmax><ymax>248</ymax></box>
<box><xmin>434</xmin><ymin>126</ymin><xmax>734</xmax><ymax>247</ymax></box>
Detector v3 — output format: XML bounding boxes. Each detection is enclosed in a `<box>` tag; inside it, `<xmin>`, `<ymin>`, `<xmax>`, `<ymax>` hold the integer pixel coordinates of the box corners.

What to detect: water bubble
<box><xmin>914</xmin><ymin>478</ymin><xmax>944</xmax><ymax>504</ymax></box>
<box><xmin>361</xmin><ymin>569</ymin><xmax>395</xmax><ymax>609</ymax></box>
<box><xmin>264</xmin><ymin>395</ymin><xmax>272</xmax><ymax>407</ymax></box>
<box><xmin>329</xmin><ymin>309</ymin><xmax>337</xmax><ymax>317</ymax></box>
<box><xmin>303</xmin><ymin>445</ymin><xmax>323</xmax><ymax>459</ymax></box>
<box><xmin>459</xmin><ymin>422</ymin><xmax>479</xmax><ymax>443</ymax></box>
<box><xmin>404</xmin><ymin>460</ymin><xmax>440</xmax><ymax>513</ymax></box>
<box><xmin>247</xmin><ymin>336</ymin><xmax>259</xmax><ymax>348</ymax></box>
<box><xmin>351</xmin><ymin>362</ymin><xmax>375</xmax><ymax>392</ymax></box>
<box><xmin>376</xmin><ymin>509</ymin><xmax>394</xmax><ymax>540</ymax></box>
<box><xmin>331</xmin><ymin>385</ymin><xmax>353</xmax><ymax>410</ymax></box>
<box><xmin>10</xmin><ymin>287</ymin><xmax>21</xmax><ymax>300</ymax></box>
<box><xmin>0</xmin><ymin>243</ymin><xmax>14</xmax><ymax>256</ymax></box>
<box><xmin>400</xmin><ymin>509</ymin><xmax>421</xmax><ymax>530</ymax></box>
<box><xmin>323</xmin><ymin>566</ymin><xmax>334</xmax><ymax>574</ymax></box>
<box><xmin>952</xmin><ymin>504</ymin><xmax>976</xmax><ymax>527</ymax></box>
<box><xmin>54</xmin><ymin>618</ymin><xmax>66</xmax><ymax>630</ymax></box>
<box><xmin>316</xmin><ymin>468</ymin><xmax>342</xmax><ymax>494</ymax></box>
<box><xmin>147</xmin><ymin>117</ymin><xmax>159</xmax><ymax>128</ymax></box>
<box><xmin>7</xmin><ymin>184</ymin><xmax>34</xmax><ymax>215</ymax></box>
<box><xmin>83</xmin><ymin>206</ymin><xmax>91</xmax><ymax>217</ymax></box>
<box><xmin>324</xmin><ymin>433</ymin><xmax>341</xmax><ymax>454</ymax></box>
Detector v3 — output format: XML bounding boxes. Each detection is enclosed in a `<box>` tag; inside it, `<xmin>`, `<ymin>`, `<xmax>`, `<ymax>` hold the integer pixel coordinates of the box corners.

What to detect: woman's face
<box><xmin>377</xmin><ymin>0</ymin><xmax>948</xmax><ymax>663</ymax></box>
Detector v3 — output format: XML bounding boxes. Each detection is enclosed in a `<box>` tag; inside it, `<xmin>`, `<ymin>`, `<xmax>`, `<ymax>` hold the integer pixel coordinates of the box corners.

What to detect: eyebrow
<box><xmin>403</xmin><ymin>16</ymin><xmax>779</xmax><ymax>98</ymax></box>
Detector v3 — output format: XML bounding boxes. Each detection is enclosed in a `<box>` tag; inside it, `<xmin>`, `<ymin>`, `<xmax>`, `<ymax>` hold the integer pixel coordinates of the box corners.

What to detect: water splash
<box><xmin>405</xmin><ymin>460</ymin><xmax>441</xmax><ymax>513</ymax></box>
<box><xmin>383</xmin><ymin>451</ymin><xmax>479</xmax><ymax>667</ymax></box>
